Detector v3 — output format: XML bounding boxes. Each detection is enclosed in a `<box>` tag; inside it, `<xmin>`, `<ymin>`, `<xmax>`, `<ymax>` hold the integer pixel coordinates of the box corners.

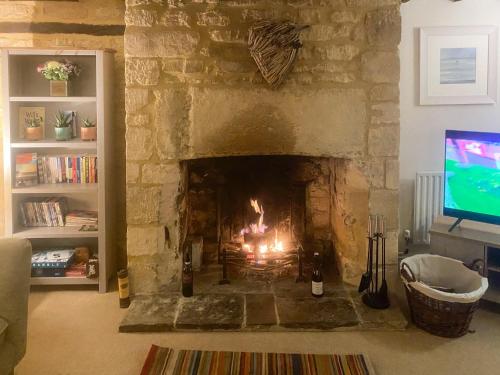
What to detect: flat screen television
<box><xmin>444</xmin><ymin>130</ymin><xmax>500</xmax><ymax>231</ymax></box>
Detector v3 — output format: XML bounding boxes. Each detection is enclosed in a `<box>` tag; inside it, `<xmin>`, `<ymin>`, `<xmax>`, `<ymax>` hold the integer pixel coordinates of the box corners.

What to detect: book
<box><xmin>18</xmin><ymin>107</ymin><xmax>45</xmax><ymax>139</ymax></box>
<box><xmin>65</xmin><ymin>210</ymin><xmax>98</xmax><ymax>227</ymax></box>
<box><xmin>15</xmin><ymin>153</ymin><xmax>38</xmax><ymax>187</ymax></box>
<box><xmin>36</xmin><ymin>154</ymin><xmax>97</xmax><ymax>184</ymax></box>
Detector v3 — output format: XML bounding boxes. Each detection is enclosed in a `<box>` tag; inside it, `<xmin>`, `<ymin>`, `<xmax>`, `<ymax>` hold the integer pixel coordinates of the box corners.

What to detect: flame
<box><xmin>259</xmin><ymin>244</ymin><xmax>268</xmax><ymax>254</ymax></box>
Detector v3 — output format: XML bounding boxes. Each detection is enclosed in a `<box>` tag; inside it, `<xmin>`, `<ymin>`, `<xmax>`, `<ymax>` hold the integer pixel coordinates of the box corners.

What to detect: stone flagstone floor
<box><xmin>120</xmin><ymin>269</ymin><xmax>407</xmax><ymax>332</ymax></box>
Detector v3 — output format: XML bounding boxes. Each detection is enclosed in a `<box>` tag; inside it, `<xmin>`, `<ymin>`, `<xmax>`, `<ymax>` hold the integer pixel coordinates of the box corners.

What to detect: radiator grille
<box><xmin>413</xmin><ymin>172</ymin><xmax>444</xmax><ymax>244</ymax></box>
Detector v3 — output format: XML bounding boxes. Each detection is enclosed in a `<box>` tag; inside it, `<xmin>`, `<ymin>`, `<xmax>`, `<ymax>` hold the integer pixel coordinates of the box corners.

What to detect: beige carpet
<box><xmin>16</xmin><ymin>286</ymin><xmax>500</xmax><ymax>375</ymax></box>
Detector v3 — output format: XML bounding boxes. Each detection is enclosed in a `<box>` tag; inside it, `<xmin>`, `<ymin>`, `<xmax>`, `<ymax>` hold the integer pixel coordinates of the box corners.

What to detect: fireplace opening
<box><xmin>183</xmin><ymin>155</ymin><xmax>337</xmax><ymax>282</ymax></box>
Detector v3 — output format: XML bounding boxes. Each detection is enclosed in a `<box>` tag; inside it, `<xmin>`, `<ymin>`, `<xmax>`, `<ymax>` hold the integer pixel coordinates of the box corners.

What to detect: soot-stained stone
<box><xmin>176</xmin><ymin>294</ymin><xmax>244</xmax><ymax>330</ymax></box>
<box><xmin>276</xmin><ymin>296</ymin><xmax>359</xmax><ymax>329</ymax></box>
<box><xmin>119</xmin><ymin>295</ymin><xmax>178</xmax><ymax>332</ymax></box>
<box><xmin>245</xmin><ymin>294</ymin><xmax>277</xmax><ymax>327</ymax></box>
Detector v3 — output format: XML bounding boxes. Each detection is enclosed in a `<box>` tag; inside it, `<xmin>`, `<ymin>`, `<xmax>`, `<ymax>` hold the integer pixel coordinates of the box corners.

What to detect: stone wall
<box><xmin>0</xmin><ymin>1</ymin><xmax>127</xmax><ymax>267</ymax></box>
<box><xmin>124</xmin><ymin>0</ymin><xmax>401</xmax><ymax>294</ymax></box>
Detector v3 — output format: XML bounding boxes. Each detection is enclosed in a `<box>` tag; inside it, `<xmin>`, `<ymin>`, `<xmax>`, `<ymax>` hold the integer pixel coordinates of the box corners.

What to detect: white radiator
<box><xmin>413</xmin><ymin>172</ymin><xmax>444</xmax><ymax>244</ymax></box>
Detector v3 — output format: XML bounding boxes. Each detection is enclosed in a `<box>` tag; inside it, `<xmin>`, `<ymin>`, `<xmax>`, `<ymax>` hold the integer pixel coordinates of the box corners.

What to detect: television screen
<box><xmin>444</xmin><ymin>130</ymin><xmax>500</xmax><ymax>225</ymax></box>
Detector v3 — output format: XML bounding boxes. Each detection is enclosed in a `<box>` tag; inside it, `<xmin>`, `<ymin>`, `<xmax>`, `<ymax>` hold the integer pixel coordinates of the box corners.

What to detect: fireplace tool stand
<box><xmin>359</xmin><ymin>215</ymin><xmax>390</xmax><ymax>310</ymax></box>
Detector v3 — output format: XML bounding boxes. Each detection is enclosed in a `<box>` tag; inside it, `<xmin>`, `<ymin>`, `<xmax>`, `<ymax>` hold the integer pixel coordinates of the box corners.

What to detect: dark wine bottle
<box><xmin>182</xmin><ymin>251</ymin><xmax>193</xmax><ymax>297</ymax></box>
<box><xmin>311</xmin><ymin>252</ymin><xmax>324</xmax><ymax>298</ymax></box>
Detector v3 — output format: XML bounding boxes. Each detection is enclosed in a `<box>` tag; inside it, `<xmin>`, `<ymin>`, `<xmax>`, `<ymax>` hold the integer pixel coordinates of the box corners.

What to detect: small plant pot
<box><xmin>80</xmin><ymin>127</ymin><xmax>97</xmax><ymax>141</ymax></box>
<box><xmin>54</xmin><ymin>127</ymin><xmax>73</xmax><ymax>141</ymax></box>
<box><xmin>50</xmin><ymin>80</ymin><xmax>69</xmax><ymax>97</ymax></box>
<box><xmin>25</xmin><ymin>126</ymin><xmax>43</xmax><ymax>141</ymax></box>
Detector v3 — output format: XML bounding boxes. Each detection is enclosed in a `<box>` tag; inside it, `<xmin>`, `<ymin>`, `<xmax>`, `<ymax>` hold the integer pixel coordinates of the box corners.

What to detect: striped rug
<box><xmin>140</xmin><ymin>345</ymin><xmax>375</xmax><ymax>375</ymax></box>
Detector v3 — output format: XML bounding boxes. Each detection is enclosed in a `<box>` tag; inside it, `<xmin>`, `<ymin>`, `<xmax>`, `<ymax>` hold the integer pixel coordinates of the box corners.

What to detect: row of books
<box><xmin>15</xmin><ymin>152</ymin><xmax>98</xmax><ymax>187</ymax></box>
<box><xmin>20</xmin><ymin>197</ymin><xmax>68</xmax><ymax>227</ymax></box>
<box><xmin>38</xmin><ymin>155</ymin><xmax>98</xmax><ymax>184</ymax></box>
<box><xmin>19</xmin><ymin>197</ymin><xmax>98</xmax><ymax>227</ymax></box>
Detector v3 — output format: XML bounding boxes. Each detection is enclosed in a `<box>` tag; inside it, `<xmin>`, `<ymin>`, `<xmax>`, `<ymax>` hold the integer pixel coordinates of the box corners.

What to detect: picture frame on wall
<box><xmin>420</xmin><ymin>26</ymin><xmax>498</xmax><ymax>105</ymax></box>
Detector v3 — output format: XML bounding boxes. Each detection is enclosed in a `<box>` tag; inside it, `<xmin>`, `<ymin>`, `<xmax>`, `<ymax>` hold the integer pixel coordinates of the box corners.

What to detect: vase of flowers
<box><xmin>25</xmin><ymin>118</ymin><xmax>43</xmax><ymax>141</ymax></box>
<box><xmin>37</xmin><ymin>60</ymin><xmax>81</xmax><ymax>97</ymax></box>
<box><xmin>80</xmin><ymin>118</ymin><xmax>97</xmax><ymax>141</ymax></box>
<box><xmin>54</xmin><ymin>111</ymin><xmax>73</xmax><ymax>141</ymax></box>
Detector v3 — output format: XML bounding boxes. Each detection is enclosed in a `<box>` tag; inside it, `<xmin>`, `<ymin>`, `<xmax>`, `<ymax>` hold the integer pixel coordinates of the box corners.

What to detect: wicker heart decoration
<box><xmin>248</xmin><ymin>20</ymin><xmax>308</xmax><ymax>88</ymax></box>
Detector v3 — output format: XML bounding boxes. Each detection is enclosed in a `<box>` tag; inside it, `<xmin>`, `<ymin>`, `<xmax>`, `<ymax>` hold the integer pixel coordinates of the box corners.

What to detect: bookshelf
<box><xmin>2</xmin><ymin>49</ymin><xmax>114</xmax><ymax>293</ymax></box>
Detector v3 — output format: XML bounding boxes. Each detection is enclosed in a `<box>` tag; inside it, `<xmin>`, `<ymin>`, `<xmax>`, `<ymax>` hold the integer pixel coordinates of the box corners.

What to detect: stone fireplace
<box><xmin>124</xmin><ymin>0</ymin><xmax>401</xmax><ymax>296</ymax></box>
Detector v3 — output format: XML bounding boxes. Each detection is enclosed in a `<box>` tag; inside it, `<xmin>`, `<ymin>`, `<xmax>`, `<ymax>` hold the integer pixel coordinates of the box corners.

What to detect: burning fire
<box><xmin>240</xmin><ymin>199</ymin><xmax>284</xmax><ymax>255</ymax></box>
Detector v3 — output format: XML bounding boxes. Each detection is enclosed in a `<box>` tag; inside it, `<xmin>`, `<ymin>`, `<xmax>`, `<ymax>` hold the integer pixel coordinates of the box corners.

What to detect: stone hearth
<box><xmin>120</xmin><ymin>273</ymin><xmax>407</xmax><ymax>332</ymax></box>
<box><xmin>124</xmin><ymin>0</ymin><xmax>401</xmax><ymax>296</ymax></box>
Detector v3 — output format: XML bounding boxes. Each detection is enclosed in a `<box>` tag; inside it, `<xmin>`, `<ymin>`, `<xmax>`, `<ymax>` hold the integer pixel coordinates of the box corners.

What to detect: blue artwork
<box><xmin>440</xmin><ymin>48</ymin><xmax>477</xmax><ymax>84</ymax></box>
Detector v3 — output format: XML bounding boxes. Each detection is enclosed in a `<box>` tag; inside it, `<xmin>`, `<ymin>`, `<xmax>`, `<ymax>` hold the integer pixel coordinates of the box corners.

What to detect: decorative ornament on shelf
<box><xmin>248</xmin><ymin>20</ymin><xmax>309</xmax><ymax>88</ymax></box>
<box><xmin>80</xmin><ymin>118</ymin><xmax>97</xmax><ymax>141</ymax></box>
<box><xmin>25</xmin><ymin>118</ymin><xmax>43</xmax><ymax>141</ymax></box>
<box><xmin>37</xmin><ymin>60</ymin><xmax>81</xmax><ymax>96</ymax></box>
<box><xmin>53</xmin><ymin>110</ymin><xmax>73</xmax><ymax>141</ymax></box>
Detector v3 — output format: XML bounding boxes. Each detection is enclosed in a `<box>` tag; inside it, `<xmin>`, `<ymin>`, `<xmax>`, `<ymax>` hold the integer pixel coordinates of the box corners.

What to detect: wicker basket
<box><xmin>401</xmin><ymin>262</ymin><xmax>481</xmax><ymax>338</ymax></box>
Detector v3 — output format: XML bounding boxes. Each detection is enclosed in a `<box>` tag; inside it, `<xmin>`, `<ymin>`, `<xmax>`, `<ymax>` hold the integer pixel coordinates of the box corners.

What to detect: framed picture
<box><xmin>420</xmin><ymin>26</ymin><xmax>498</xmax><ymax>105</ymax></box>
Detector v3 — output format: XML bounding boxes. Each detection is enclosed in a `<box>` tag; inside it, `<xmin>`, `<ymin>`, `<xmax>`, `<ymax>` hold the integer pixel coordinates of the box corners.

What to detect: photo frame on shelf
<box><xmin>420</xmin><ymin>26</ymin><xmax>498</xmax><ymax>105</ymax></box>
<box><xmin>18</xmin><ymin>106</ymin><xmax>45</xmax><ymax>139</ymax></box>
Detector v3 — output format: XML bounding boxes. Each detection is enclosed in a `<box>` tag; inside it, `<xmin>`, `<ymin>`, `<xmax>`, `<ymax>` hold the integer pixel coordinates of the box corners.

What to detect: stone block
<box><xmin>126</xmin><ymin>59</ymin><xmax>160</xmax><ymax>86</ymax></box>
<box><xmin>370</xmin><ymin>84</ymin><xmax>399</xmax><ymax>102</ymax></box>
<box><xmin>385</xmin><ymin>159</ymin><xmax>399</xmax><ymax>190</ymax></box>
<box><xmin>125</xmin><ymin>30</ymin><xmax>200</xmax><ymax>57</ymax></box>
<box><xmin>317</xmin><ymin>0</ymin><xmax>346</xmax><ymax>6</ymax></box>
<box><xmin>125</xmin><ymin>8</ymin><xmax>156</xmax><ymax>27</ymax></box>
<box><xmin>362</xmin><ymin>51</ymin><xmax>399</xmax><ymax>83</ymax></box>
<box><xmin>287</xmin><ymin>0</ymin><xmax>313</xmax><ymax>7</ymax></box>
<box><xmin>176</xmin><ymin>295</ymin><xmax>244</xmax><ymax>330</ymax></box>
<box><xmin>209</xmin><ymin>29</ymin><xmax>247</xmax><ymax>43</ymax></box>
<box><xmin>126</xmin><ymin>162</ymin><xmax>140</xmax><ymax>183</ymax></box>
<box><xmin>162</xmin><ymin>58</ymin><xmax>184</xmax><ymax>73</ymax></box>
<box><xmin>0</xmin><ymin>4</ymin><xmax>34</xmax><ymax>21</ymax></box>
<box><xmin>127</xmin><ymin>226</ymin><xmax>165</xmax><ymax>256</ymax></box>
<box><xmin>153</xmin><ymin>88</ymin><xmax>191</xmax><ymax>160</ymax></box>
<box><xmin>369</xmin><ymin>189</ymin><xmax>399</xmax><ymax>230</ymax></box>
<box><xmin>245</xmin><ymin>294</ymin><xmax>277</xmax><ymax>327</ymax></box>
<box><xmin>302</xmin><ymin>24</ymin><xmax>352</xmax><ymax>42</ymax></box>
<box><xmin>126</xmin><ymin>113</ymin><xmax>150</xmax><ymax>128</ymax></box>
<box><xmin>360</xmin><ymin>158</ymin><xmax>385</xmax><ymax>188</ymax></box>
<box><xmin>197</xmin><ymin>10</ymin><xmax>230</xmax><ymax>27</ymax></box>
<box><xmin>125</xmin><ymin>88</ymin><xmax>149</xmax><ymax>113</ymax></box>
<box><xmin>276</xmin><ymin>296</ymin><xmax>359</xmax><ymax>329</ymax></box>
<box><xmin>119</xmin><ymin>295</ymin><xmax>178</xmax><ymax>332</ymax></box>
<box><xmin>368</xmin><ymin>126</ymin><xmax>399</xmax><ymax>157</ymax></box>
<box><xmin>297</xmin><ymin>9</ymin><xmax>321</xmax><ymax>24</ymax></box>
<box><xmin>126</xmin><ymin>127</ymin><xmax>154</xmax><ymax>161</ymax></box>
<box><xmin>330</xmin><ymin>11</ymin><xmax>361</xmax><ymax>23</ymax></box>
<box><xmin>371</xmin><ymin>102</ymin><xmax>400</xmax><ymax>125</ymax></box>
<box><xmin>158</xmin><ymin>10</ymin><xmax>190</xmax><ymax>27</ymax></box>
<box><xmin>346</xmin><ymin>0</ymin><xmax>400</xmax><ymax>7</ymax></box>
<box><xmin>366</xmin><ymin>6</ymin><xmax>401</xmax><ymax>47</ymax></box>
<box><xmin>189</xmin><ymin>87</ymin><xmax>367</xmax><ymax>159</ymax></box>
<box><xmin>142</xmin><ymin>162</ymin><xmax>181</xmax><ymax>185</ymax></box>
<box><xmin>127</xmin><ymin>186</ymin><xmax>161</xmax><ymax>224</ymax></box>
<box><xmin>241</xmin><ymin>9</ymin><xmax>281</xmax><ymax>22</ymax></box>
<box><xmin>316</xmin><ymin>45</ymin><xmax>360</xmax><ymax>61</ymax></box>
<box><xmin>184</xmin><ymin>60</ymin><xmax>204</xmax><ymax>73</ymax></box>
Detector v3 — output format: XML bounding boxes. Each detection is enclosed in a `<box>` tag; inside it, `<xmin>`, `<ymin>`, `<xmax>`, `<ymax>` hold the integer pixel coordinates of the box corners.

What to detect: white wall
<box><xmin>400</xmin><ymin>0</ymin><xmax>500</xmax><ymax>244</ymax></box>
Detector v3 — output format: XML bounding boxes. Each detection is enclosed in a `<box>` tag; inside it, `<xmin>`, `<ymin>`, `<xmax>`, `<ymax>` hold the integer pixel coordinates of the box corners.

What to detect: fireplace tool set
<box><xmin>358</xmin><ymin>215</ymin><xmax>390</xmax><ymax>309</ymax></box>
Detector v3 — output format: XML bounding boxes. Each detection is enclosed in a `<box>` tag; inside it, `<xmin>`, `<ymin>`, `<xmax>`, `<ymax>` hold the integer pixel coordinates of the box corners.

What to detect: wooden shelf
<box><xmin>12</xmin><ymin>183</ymin><xmax>98</xmax><ymax>194</ymax></box>
<box><xmin>11</xmin><ymin>140</ymin><xmax>97</xmax><ymax>149</ymax></box>
<box><xmin>10</xmin><ymin>96</ymin><xmax>96</xmax><ymax>103</ymax></box>
<box><xmin>31</xmin><ymin>276</ymin><xmax>98</xmax><ymax>286</ymax></box>
<box><xmin>13</xmin><ymin>226</ymin><xmax>99</xmax><ymax>239</ymax></box>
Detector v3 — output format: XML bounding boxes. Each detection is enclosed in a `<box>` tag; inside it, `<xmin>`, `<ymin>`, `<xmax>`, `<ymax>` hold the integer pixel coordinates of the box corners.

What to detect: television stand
<box><xmin>448</xmin><ymin>218</ymin><xmax>464</xmax><ymax>233</ymax></box>
<box><xmin>430</xmin><ymin>216</ymin><xmax>500</xmax><ymax>304</ymax></box>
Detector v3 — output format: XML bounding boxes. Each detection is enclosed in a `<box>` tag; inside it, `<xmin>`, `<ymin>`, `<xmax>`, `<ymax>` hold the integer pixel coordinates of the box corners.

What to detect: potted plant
<box><xmin>54</xmin><ymin>111</ymin><xmax>73</xmax><ymax>141</ymax></box>
<box><xmin>37</xmin><ymin>60</ymin><xmax>80</xmax><ymax>97</ymax></box>
<box><xmin>80</xmin><ymin>118</ymin><xmax>96</xmax><ymax>141</ymax></box>
<box><xmin>25</xmin><ymin>118</ymin><xmax>43</xmax><ymax>141</ymax></box>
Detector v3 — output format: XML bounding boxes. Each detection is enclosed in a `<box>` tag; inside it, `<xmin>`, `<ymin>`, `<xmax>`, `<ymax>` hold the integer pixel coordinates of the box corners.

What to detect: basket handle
<box><xmin>401</xmin><ymin>262</ymin><xmax>416</xmax><ymax>283</ymax></box>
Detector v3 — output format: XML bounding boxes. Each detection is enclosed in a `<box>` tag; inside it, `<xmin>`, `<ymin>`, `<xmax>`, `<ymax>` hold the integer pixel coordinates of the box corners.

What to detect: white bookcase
<box><xmin>2</xmin><ymin>49</ymin><xmax>114</xmax><ymax>293</ymax></box>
